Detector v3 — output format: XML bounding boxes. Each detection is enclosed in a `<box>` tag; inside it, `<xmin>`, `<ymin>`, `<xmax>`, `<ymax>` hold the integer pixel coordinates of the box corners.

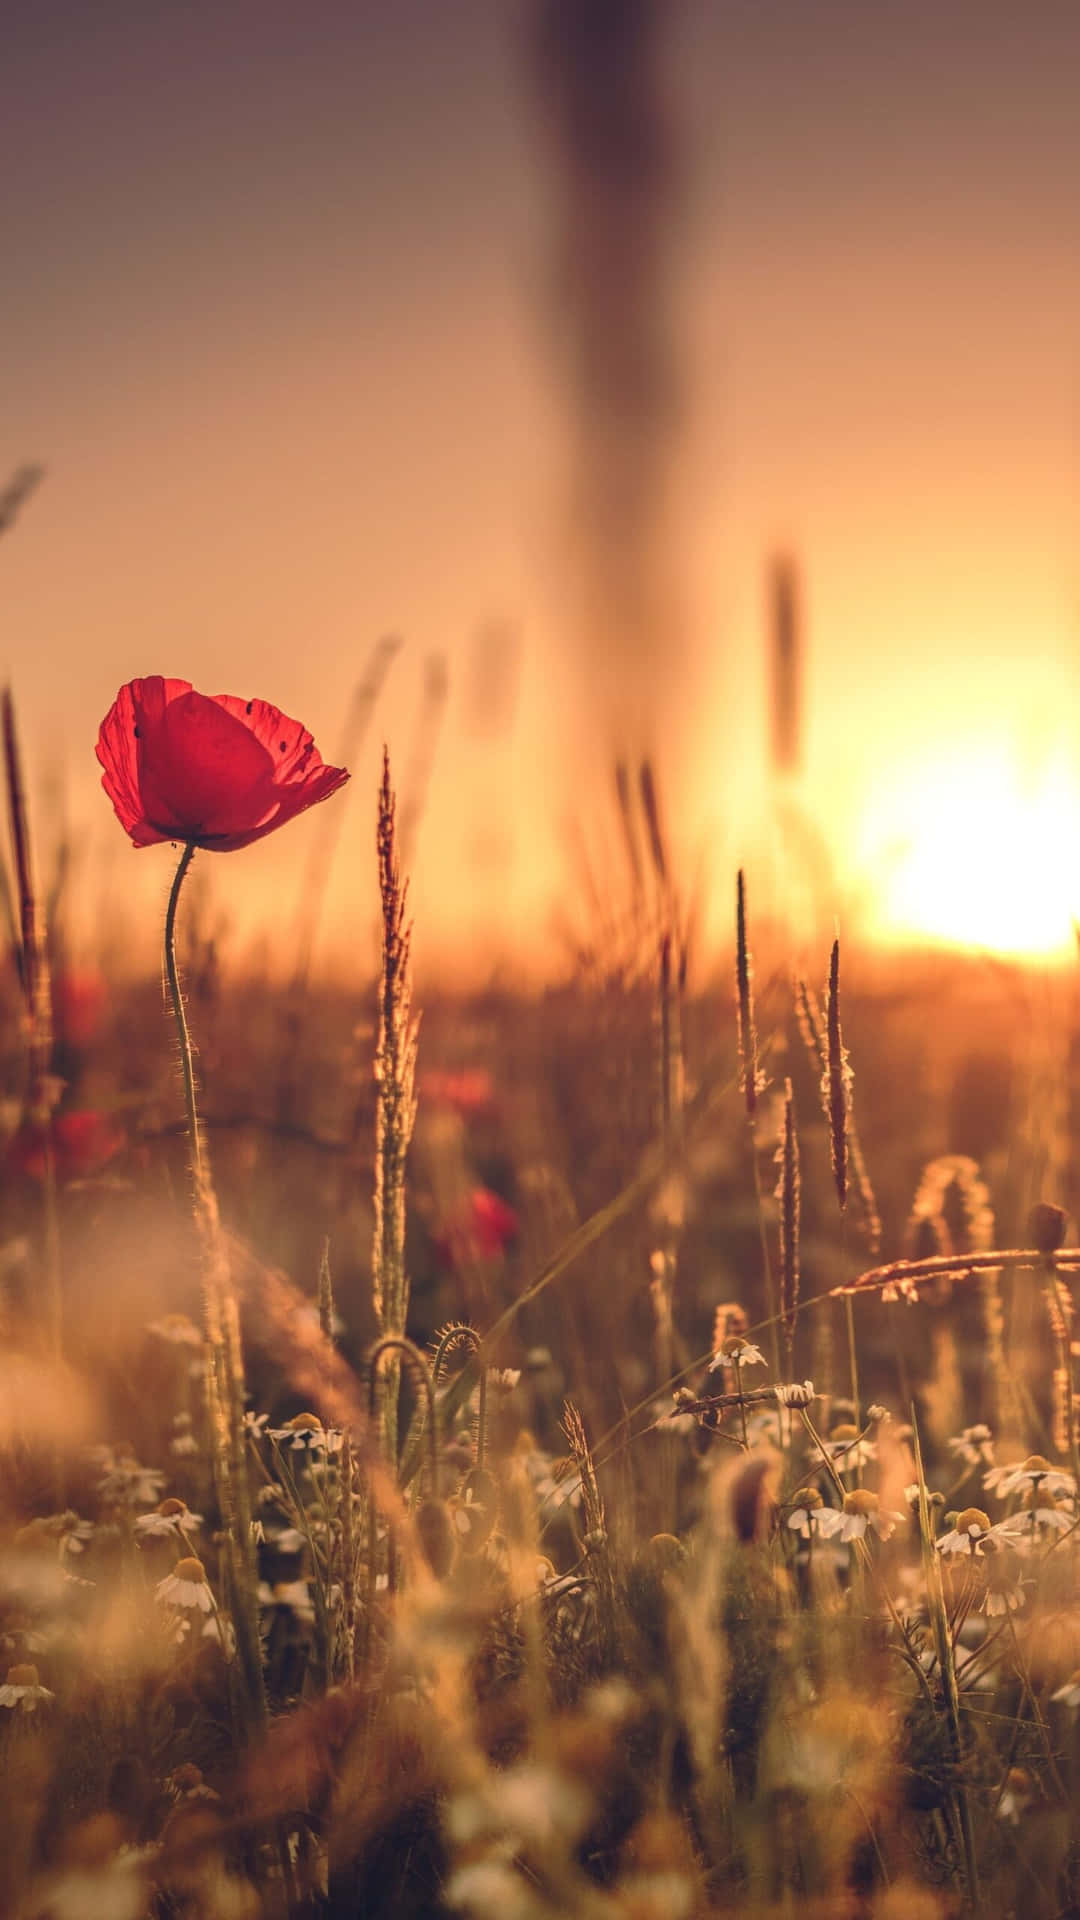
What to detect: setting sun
<box><xmin>857</xmin><ymin>743</ymin><xmax>1080</xmax><ymax>959</ymax></box>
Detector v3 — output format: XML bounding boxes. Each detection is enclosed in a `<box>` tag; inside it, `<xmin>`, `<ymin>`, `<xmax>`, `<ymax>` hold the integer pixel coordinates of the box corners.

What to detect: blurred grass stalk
<box><xmin>2</xmin><ymin>687</ymin><xmax>62</xmax><ymax>1367</ymax></box>
<box><xmin>737</xmin><ymin>869</ymin><xmax>781</xmax><ymax>1375</ymax></box>
<box><xmin>371</xmin><ymin>748</ymin><xmax>419</xmax><ymax>1469</ymax></box>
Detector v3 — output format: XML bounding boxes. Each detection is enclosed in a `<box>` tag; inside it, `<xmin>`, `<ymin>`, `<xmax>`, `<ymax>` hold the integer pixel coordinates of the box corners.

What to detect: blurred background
<box><xmin>3</xmin><ymin>0</ymin><xmax>1080</xmax><ymax>981</ymax></box>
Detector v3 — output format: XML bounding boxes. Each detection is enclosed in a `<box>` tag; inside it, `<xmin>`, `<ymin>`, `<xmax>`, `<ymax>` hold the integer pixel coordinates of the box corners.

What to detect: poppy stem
<box><xmin>163</xmin><ymin>838</ymin><xmax>267</xmax><ymax>1731</ymax></box>
<box><xmin>164</xmin><ymin>842</ymin><xmax>204</xmax><ymax>1189</ymax></box>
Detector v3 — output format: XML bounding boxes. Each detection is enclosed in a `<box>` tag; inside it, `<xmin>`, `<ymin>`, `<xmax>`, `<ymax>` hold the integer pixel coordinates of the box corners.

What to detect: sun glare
<box><xmin>857</xmin><ymin>744</ymin><xmax>1080</xmax><ymax>959</ymax></box>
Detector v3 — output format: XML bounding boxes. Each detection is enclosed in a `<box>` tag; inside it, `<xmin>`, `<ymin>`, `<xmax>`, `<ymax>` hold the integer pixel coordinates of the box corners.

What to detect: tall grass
<box><xmin>1</xmin><ymin>761</ymin><xmax>1080</xmax><ymax>1917</ymax></box>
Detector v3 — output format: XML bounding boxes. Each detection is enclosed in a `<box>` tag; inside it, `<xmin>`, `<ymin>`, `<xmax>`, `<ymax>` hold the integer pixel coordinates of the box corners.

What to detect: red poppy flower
<box><xmin>433</xmin><ymin>1186</ymin><xmax>519</xmax><ymax>1269</ymax></box>
<box><xmin>418</xmin><ymin>1069</ymin><xmax>496</xmax><ymax>1119</ymax></box>
<box><xmin>53</xmin><ymin>966</ymin><xmax>108</xmax><ymax>1048</ymax></box>
<box><xmin>9</xmin><ymin>1109</ymin><xmax>124</xmax><ymax>1182</ymax></box>
<box><xmin>96</xmin><ymin>677</ymin><xmax>348</xmax><ymax>851</ymax></box>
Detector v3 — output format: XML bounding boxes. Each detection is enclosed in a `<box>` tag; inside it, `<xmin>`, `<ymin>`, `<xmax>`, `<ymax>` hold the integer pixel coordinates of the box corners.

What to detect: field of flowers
<box><xmin>1</xmin><ymin>678</ymin><xmax>1079</xmax><ymax>1918</ymax></box>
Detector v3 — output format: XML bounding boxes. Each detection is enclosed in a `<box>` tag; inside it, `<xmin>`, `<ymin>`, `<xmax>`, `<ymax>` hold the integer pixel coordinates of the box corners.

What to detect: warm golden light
<box><xmin>856</xmin><ymin>743</ymin><xmax>1080</xmax><ymax>959</ymax></box>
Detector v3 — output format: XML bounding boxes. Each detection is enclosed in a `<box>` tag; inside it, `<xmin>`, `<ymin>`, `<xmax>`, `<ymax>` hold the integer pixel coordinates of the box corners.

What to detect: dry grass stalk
<box><xmin>638</xmin><ymin>756</ymin><xmax>668</xmax><ymax>890</ymax></box>
<box><xmin>824</xmin><ymin>937</ymin><xmax>848</xmax><ymax>1211</ymax></box>
<box><xmin>1042</xmin><ymin>1270</ymin><xmax>1078</xmax><ymax>1474</ymax></box>
<box><xmin>836</xmin><ymin>1244</ymin><xmax>1080</xmax><ymax>1300</ymax></box>
<box><xmin>2</xmin><ymin>687</ymin><xmax>62</xmax><ymax>1384</ymax></box>
<box><xmin>372</xmin><ymin>747</ymin><xmax>420</xmax><ymax>1464</ymax></box>
<box><xmin>776</xmin><ymin>1078</ymin><xmax>801</xmax><ymax>1367</ymax></box>
<box><xmin>613</xmin><ymin>757</ymin><xmax>645</xmax><ymax>901</ymax></box>
<box><xmin>736</xmin><ymin>868</ymin><xmax>759</xmax><ymax>1118</ymax></box>
<box><xmin>2</xmin><ymin>689</ymin><xmax>52</xmax><ymax>1098</ymax></box>
<box><xmin>768</xmin><ymin>550</ymin><xmax>802</xmax><ymax>774</ymax></box>
<box><xmin>0</xmin><ymin>462</ymin><xmax>44</xmax><ymax>539</ymax></box>
<box><xmin>797</xmin><ymin>974</ymin><xmax>880</xmax><ymax>1252</ymax></box>
<box><xmin>906</xmin><ymin>1155</ymin><xmax>995</xmax><ymax>1261</ymax></box>
<box><xmin>317</xmin><ymin>1235</ymin><xmax>334</xmax><ymax>1342</ymax></box>
<box><xmin>562</xmin><ymin>1399</ymin><xmax>614</xmax><ymax>1647</ymax></box>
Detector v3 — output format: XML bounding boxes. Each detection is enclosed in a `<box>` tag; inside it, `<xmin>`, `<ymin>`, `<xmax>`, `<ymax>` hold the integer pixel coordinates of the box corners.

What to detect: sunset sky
<box><xmin>4</xmin><ymin>2</ymin><xmax>1079</xmax><ymax>978</ymax></box>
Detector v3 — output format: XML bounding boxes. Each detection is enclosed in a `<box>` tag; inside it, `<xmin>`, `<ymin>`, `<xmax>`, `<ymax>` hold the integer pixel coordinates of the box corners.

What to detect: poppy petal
<box><xmin>97</xmin><ymin>677</ymin><xmax>349</xmax><ymax>851</ymax></box>
<box><xmin>137</xmin><ymin>692</ymin><xmax>279</xmax><ymax>841</ymax></box>
<box><xmin>96</xmin><ymin>678</ymin><xmax>193</xmax><ymax>847</ymax></box>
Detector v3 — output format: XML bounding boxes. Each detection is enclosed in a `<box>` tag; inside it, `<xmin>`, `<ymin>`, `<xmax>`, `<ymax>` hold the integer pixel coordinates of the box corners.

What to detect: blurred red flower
<box><xmin>9</xmin><ymin>1109</ymin><xmax>124</xmax><ymax>1182</ymax></box>
<box><xmin>434</xmin><ymin>1186</ymin><xmax>519</xmax><ymax>1269</ymax></box>
<box><xmin>419</xmin><ymin>1069</ymin><xmax>495</xmax><ymax>1118</ymax></box>
<box><xmin>96</xmin><ymin>677</ymin><xmax>348</xmax><ymax>851</ymax></box>
<box><xmin>53</xmin><ymin>967</ymin><xmax>108</xmax><ymax>1048</ymax></box>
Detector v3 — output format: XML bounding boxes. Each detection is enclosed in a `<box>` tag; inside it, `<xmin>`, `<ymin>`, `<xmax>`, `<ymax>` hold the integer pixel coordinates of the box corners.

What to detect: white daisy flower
<box><xmin>935</xmin><ymin>1508</ymin><xmax>998</xmax><ymax>1554</ymax></box>
<box><xmin>155</xmin><ymin>1556</ymin><xmax>214</xmax><ymax>1612</ymax></box>
<box><xmin>708</xmin><ymin>1338</ymin><xmax>766</xmax><ymax>1373</ymax></box>
<box><xmin>268</xmin><ymin>1412</ymin><xmax>343</xmax><ymax>1453</ymax></box>
<box><xmin>96</xmin><ymin>1451</ymin><xmax>166</xmax><ymax>1507</ymax></box>
<box><xmin>830</xmin><ymin>1490</ymin><xmax>903</xmax><ymax>1542</ymax></box>
<box><xmin>947</xmin><ymin>1424</ymin><xmax>995</xmax><ymax>1468</ymax></box>
<box><xmin>995</xmin><ymin>1499</ymin><xmax>1075</xmax><ymax>1550</ymax></box>
<box><xmin>786</xmin><ymin>1488</ymin><xmax>826</xmax><ymax>1537</ymax></box>
<box><xmin>134</xmin><ymin>1499</ymin><xmax>203</xmax><ymax>1541</ymax></box>
<box><xmin>14</xmin><ymin>1511</ymin><xmax>94</xmax><ymax>1561</ymax></box>
<box><xmin>984</xmin><ymin>1455</ymin><xmax>1077</xmax><ymax>1502</ymax></box>
<box><xmin>0</xmin><ymin>1662</ymin><xmax>54</xmax><ymax>1710</ymax></box>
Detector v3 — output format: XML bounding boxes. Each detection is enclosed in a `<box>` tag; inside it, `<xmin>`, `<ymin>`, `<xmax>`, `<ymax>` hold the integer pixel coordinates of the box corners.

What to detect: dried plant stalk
<box><xmin>776</xmin><ymin>1079</ymin><xmax>801</xmax><ymax>1366</ymax></box>
<box><xmin>1043</xmin><ymin>1274</ymin><xmax>1078</xmax><ymax>1476</ymax></box>
<box><xmin>824</xmin><ymin>938</ymin><xmax>848</xmax><ymax>1210</ymax></box>
<box><xmin>372</xmin><ymin>748</ymin><xmax>420</xmax><ymax>1463</ymax></box>
<box><xmin>338</xmin><ymin>1430</ymin><xmax>357</xmax><ymax>1682</ymax></box>
<box><xmin>613</xmin><ymin>758</ymin><xmax>644</xmax><ymax>900</ymax></box>
<box><xmin>0</xmin><ymin>463</ymin><xmax>44</xmax><ymax>540</ymax></box>
<box><xmin>562</xmin><ymin>1400</ymin><xmax>605</xmax><ymax>1542</ymax></box>
<box><xmin>2</xmin><ymin>690</ymin><xmax>53</xmax><ymax>1112</ymax></box>
<box><xmin>905</xmin><ymin>1155</ymin><xmax>995</xmax><ymax>1259</ymax></box>
<box><xmin>837</xmin><ymin>1244</ymin><xmax>1080</xmax><ymax>1300</ymax></box>
<box><xmin>639</xmin><ymin>757</ymin><xmax>668</xmax><ymax>888</ymax></box>
<box><xmin>798</xmin><ymin>974</ymin><xmax>880</xmax><ymax>1251</ymax></box>
<box><xmin>3</xmin><ymin>689</ymin><xmax>62</xmax><ymax>1373</ymax></box>
<box><xmin>317</xmin><ymin>1235</ymin><xmax>335</xmax><ymax>1342</ymax></box>
<box><xmin>735</xmin><ymin>869</ymin><xmax>758</xmax><ymax>1118</ymax></box>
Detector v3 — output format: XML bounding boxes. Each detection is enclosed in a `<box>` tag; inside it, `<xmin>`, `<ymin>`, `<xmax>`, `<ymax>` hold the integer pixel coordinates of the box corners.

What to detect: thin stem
<box><xmin>749</xmin><ymin>1126</ymin><xmax>782</xmax><ymax>1376</ymax></box>
<box><xmin>844</xmin><ymin>1294</ymin><xmax>861</xmax><ymax>1434</ymax></box>
<box><xmin>163</xmin><ymin>841</ymin><xmax>265</xmax><ymax>1730</ymax></box>
<box><xmin>164</xmin><ymin>843</ymin><xmax>205</xmax><ymax>1194</ymax></box>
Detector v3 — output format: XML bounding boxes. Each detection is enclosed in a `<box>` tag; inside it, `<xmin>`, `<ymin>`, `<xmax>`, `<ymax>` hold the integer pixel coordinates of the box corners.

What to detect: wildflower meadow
<box><xmin>0</xmin><ymin>667</ymin><xmax>1077</xmax><ymax>1919</ymax></box>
